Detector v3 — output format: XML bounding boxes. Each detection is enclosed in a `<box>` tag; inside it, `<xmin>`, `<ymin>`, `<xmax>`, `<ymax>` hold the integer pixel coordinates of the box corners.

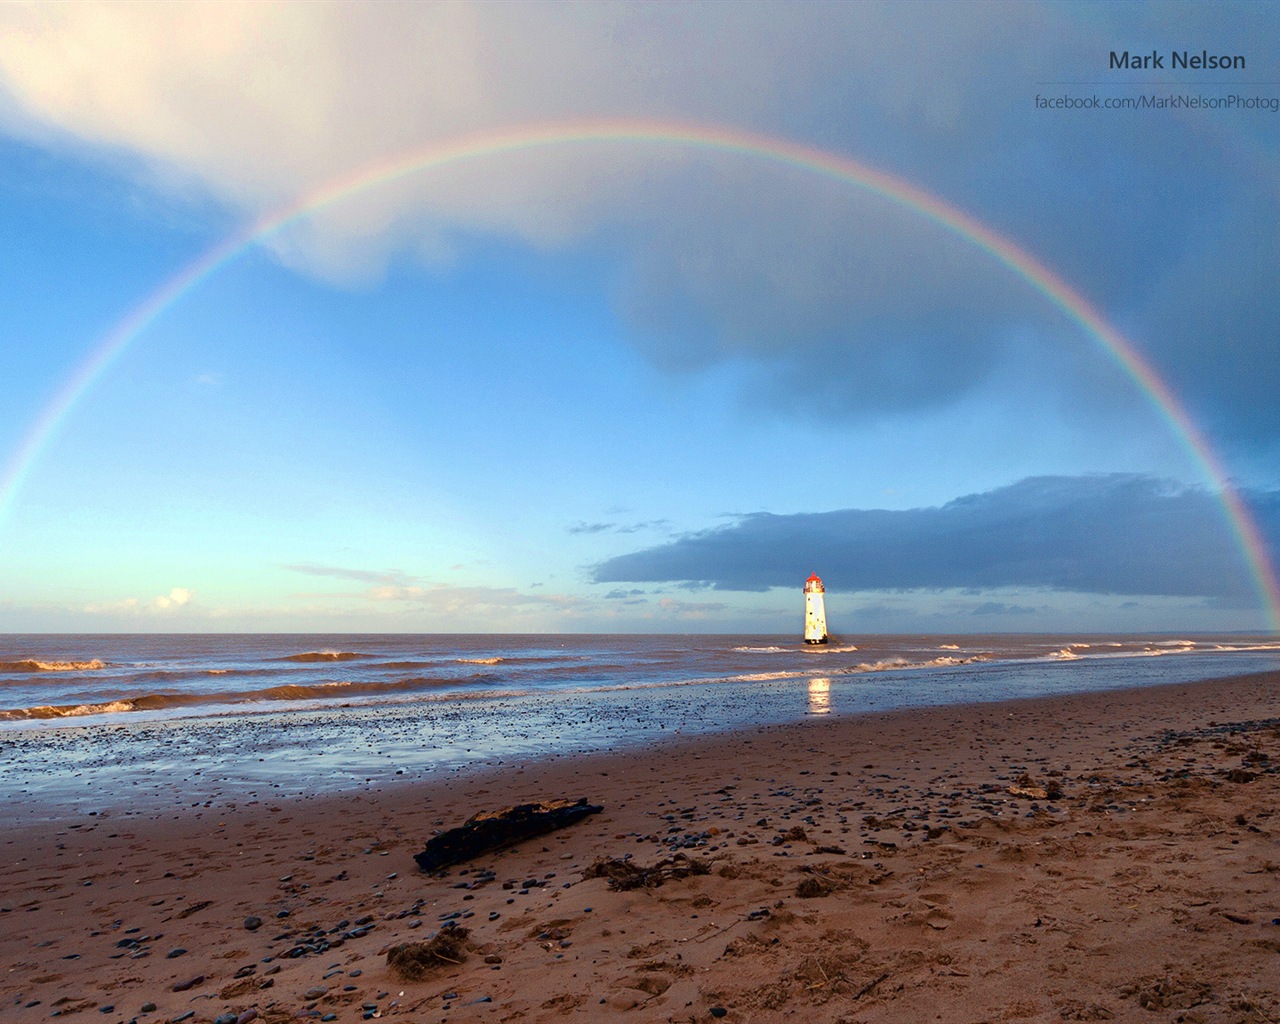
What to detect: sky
<box><xmin>0</xmin><ymin>0</ymin><xmax>1278</xmax><ymax>634</ymax></box>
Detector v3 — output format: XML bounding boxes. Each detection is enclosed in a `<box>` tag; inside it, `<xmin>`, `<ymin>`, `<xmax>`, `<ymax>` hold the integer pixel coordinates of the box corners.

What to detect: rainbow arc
<box><xmin>2</xmin><ymin>118</ymin><xmax>1276</xmax><ymax>628</ymax></box>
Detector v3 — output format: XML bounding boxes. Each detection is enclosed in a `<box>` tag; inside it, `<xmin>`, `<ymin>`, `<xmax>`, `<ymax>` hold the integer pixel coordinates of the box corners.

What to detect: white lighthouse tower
<box><xmin>803</xmin><ymin>573</ymin><xmax>828</xmax><ymax>645</ymax></box>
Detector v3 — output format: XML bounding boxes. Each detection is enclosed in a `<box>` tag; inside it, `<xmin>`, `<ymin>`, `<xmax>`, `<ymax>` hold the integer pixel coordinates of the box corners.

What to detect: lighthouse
<box><xmin>803</xmin><ymin>573</ymin><xmax>828</xmax><ymax>644</ymax></box>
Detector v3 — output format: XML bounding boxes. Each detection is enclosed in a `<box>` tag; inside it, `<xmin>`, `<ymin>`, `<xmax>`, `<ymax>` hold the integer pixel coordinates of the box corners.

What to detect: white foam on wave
<box><xmin>0</xmin><ymin>659</ymin><xmax>107</xmax><ymax>673</ymax></box>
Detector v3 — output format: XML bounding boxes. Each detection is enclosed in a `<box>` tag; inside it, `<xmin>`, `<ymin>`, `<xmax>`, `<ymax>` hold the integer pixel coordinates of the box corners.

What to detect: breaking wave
<box><xmin>457</xmin><ymin>657</ymin><xmax>503</xmax><ymax>665</ymax></box>
<box><xmin>0</xmin><ymin>673</ymin><xmax>507</xmax><ymax>721</ymax></box>
<box><xmin>0</xmin><ymin>659</ymin><xmax>107</xmax><ymax>673</ymax></box>
<box><xmin>281</xmin><ymin>651</ymin><xmax>370</xmax><ymax>663</ymax></box>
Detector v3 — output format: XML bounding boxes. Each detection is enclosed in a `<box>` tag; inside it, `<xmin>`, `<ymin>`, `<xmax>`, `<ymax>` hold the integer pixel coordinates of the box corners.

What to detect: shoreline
<box><xmin>3</xmin><ymin>670</ymin><xmax>1278</xmax><ymax>1021</ymax></box>
<box><xmin>4</xmin><ymin>646</ymin><xmax>1278</xmax><ymax>824</ymax></box>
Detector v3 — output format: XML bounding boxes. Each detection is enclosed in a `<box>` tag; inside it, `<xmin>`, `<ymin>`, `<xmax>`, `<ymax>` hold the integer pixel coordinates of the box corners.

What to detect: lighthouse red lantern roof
<box><xmin>806</xmin><ymin>573</ymin><xmax>822</xmax><ymax>583</ymax></box>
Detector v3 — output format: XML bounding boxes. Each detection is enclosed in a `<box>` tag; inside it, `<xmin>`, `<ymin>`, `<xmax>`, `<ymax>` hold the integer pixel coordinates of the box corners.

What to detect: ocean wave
<box><xmin>561</xmin><ymin>652</ymin><xmax>996</xmax><ymax>697</ymax></box>
<box><xmin>0</xmin><ymin>673</ymin><xmax>499</xmax><ymax>721</ymax></box>
<box><xmin>1047</xmin><ymin>648</ymin><xmax>1082</xmax><ymax>660</ymax></box>
<box><xmin>803</xmin><ymin>644</ymin><xmax>860</xmax><ymax>654</ymax></box>
<box><xmin>456</xmin><ymin>657</ymin><xmax>503</xmax><ymax>665</ymax></box>
<box><xmin>125</xmin><ymin>667</ymin><xmax>279</xmax><ymax>684</ymax></box>
<box><xmin>837</xmin><ymin>653</ymin><xmax>990</xmax><ymax>674</ymax></box>
<box><xmin>733</xmin><ymin>646</ymin><xmax>787</xmax><ymax>653</ymax></box>
<box><xmin>280</xmin><ymin>651</ymin><xmax>370</xmax><ymax>663</ymax></box>
<box><xmin>0</xmin><ymin>659</ymin><xmax>107</xmax><ymax>673</ymax></box>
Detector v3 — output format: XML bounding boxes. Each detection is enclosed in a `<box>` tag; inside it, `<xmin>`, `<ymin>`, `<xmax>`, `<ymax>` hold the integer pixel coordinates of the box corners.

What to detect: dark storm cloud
<box><xmin>592</xmin><ymin>475</ymin><xmax>1280</xmax><ymax>605</ymax></box>
<box><xmin>606</xmin><ymin>4</ymin><xmax>1280</xmax><ymax>446</ymax></box>
<box><xmin>4</xmin><ymin>3</ymin><xmax>1277</xmax><ymax>446</ymax></box>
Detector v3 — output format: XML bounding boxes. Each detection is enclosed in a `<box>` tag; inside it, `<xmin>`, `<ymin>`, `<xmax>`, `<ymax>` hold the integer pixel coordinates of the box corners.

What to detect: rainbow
<box><xmin>2</xmin><ymin>117</ymin><xmax>1277</xmax><ymax>628</ymax></box>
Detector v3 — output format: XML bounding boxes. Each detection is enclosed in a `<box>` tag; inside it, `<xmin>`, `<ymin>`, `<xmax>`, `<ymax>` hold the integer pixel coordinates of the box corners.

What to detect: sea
<box><xmin>1</xmin><ymin>633</ymin><xmax>1277</xmax><ymax>820</ymax></box>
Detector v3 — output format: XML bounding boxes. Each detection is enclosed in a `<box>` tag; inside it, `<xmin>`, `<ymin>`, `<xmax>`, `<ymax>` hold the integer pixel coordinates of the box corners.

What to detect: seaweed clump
<box><xmin>584</xmin><ymin>854</ymin><xmax>710</xmax><ymax>891</ymax></box>
<box><xmin>386</xmin><ymin>926</ymin><xmax>470</xmax><ymax>981</ymax></box>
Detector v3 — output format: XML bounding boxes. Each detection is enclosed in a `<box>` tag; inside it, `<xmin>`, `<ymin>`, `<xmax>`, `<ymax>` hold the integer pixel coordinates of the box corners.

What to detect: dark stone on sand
<box><xmin>243</xmin><ymin>916</ymin><xmax>263</xmax><ymax>931</ymax></box>
<box><xmin>710</xmin><ymin>1008</ymin><xmax>728</xmax><ymax>1018</ymax></box>
<box><xmin>140</xmin><ymin>1004</ymin><xmax>156</xmax><ymax>1014</ymax></box>
<box><xmin>171</xmin><ymin>975</ymin><xmax>203</xmax><ymax>992</ymax></box>
<box><xmin>213</xmin><ymin>1015</ymin><xmax>237</xmax><ymax>1024</ymax></box>
<box><xmin>303</xmin><ymin>987</ymin><xmax>327</xmax><ymax>1000</ymax></box>
<box><xmin>166</xmin><ymin>947</ymin><xmax>187</xmax><ymax>959</ymax></box>
<box><xmin>414</xmin><ymin>798</ymin><xmax>603</xmax><ymax>872</ymax></box>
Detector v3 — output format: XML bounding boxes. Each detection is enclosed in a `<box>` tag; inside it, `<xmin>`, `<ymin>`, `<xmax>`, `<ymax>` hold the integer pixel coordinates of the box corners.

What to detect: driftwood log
<box><xmin>414</xmin><ymin>797</ymin><xmax>603</xmax><ymax>872</ymax></box>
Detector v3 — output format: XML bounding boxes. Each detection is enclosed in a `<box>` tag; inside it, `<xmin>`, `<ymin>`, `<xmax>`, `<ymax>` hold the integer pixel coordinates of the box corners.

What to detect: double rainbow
<box><xmin>2</xmin><ymin>118</ymin><xmax>1276</xmax><ymax>628</ymax></box>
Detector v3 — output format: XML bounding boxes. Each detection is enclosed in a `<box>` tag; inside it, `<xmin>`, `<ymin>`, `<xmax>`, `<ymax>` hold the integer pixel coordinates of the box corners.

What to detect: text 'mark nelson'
<box><xmin>1109</xmin><ymin>50</ymin><xmax>1246</xmax><ymax>71</ymax></box>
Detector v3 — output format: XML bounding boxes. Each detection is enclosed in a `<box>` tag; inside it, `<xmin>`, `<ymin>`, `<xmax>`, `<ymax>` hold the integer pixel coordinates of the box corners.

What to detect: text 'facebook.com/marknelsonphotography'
<box><xmin>1035</xmin><ymin>92</ymin><xmax>1279</xmax><ymax>112</ymax></box>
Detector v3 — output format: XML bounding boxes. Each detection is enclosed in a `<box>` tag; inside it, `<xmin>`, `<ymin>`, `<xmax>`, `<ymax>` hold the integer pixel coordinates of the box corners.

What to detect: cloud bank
<box><xmin>1</xmin><ymin>2</ymin><xmax>1277</xmax><ymax>448</ymax></box>
<box><xmin>592</xmin><ymin>474</ymin><xmax>1280</xmax><ymax>607</ymax></box>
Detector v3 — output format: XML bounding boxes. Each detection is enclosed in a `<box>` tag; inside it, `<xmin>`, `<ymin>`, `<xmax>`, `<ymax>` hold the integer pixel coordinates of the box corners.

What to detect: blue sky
<box><xmin>0</xmin><ymin>1</ymin><xmax>1277</xmax><ymax>633</ymax></box>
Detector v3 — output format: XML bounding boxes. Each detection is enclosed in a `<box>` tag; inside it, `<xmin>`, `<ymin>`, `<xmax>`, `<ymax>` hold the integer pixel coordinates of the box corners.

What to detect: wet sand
<box><xmin>2</xmin><ymin>671</ymin><xmax>1277</xmax><ymax>1023</ymax></box>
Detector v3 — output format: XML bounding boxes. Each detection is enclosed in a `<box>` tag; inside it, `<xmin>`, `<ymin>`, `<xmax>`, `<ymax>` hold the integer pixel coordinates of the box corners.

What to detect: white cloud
<box><xmin>84</xmin><ymin>586</ymin><xmax>194</xmax><ymax>615</ymax></box>
<box><xmin>151</xmin><ymin>586</ymin><xmax>192</xmax><ymax>610</ymax></box>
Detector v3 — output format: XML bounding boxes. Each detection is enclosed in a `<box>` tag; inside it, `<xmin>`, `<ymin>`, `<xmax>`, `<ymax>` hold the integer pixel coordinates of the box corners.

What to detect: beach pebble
<box><xmin>304</xmin><ymin>987</ymin><xmax>328</xmax><ymax>999</ymax></box>
<box><xmin>236</xmin><ymin>1011</ymin><xmax>258</xmax><ymax>1024</ymax></box>
<box><xmin>140</xmin><ymin>1004</ymin><xmax>156</xmax><ymax>1013</ymax></box>
<box><xmin>710</xmin><ymin>1008</ymin><xmax>728</xmax><ymax>1018</ymax></box>
<box><xmin>171</xmin><ymin>975</ymin><xmax>203</xmax><ymax>992</ymax></box>
<box><xmin>166</xmin><ymin>947</ymin><xmax>187</xmax><ymax>958</ymax></box>
<box><xmin>243</xmin><ymin>916</ymin><xmax>263</xmax><ymax>931</ymax></box>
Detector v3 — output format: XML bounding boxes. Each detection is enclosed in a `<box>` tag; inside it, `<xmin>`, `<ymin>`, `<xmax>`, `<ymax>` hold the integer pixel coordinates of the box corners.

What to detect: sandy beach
<box><xmin>3</xmin><ymin>670</ymin><xmax>1277</xmax><ymax>1024</ymax></box>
